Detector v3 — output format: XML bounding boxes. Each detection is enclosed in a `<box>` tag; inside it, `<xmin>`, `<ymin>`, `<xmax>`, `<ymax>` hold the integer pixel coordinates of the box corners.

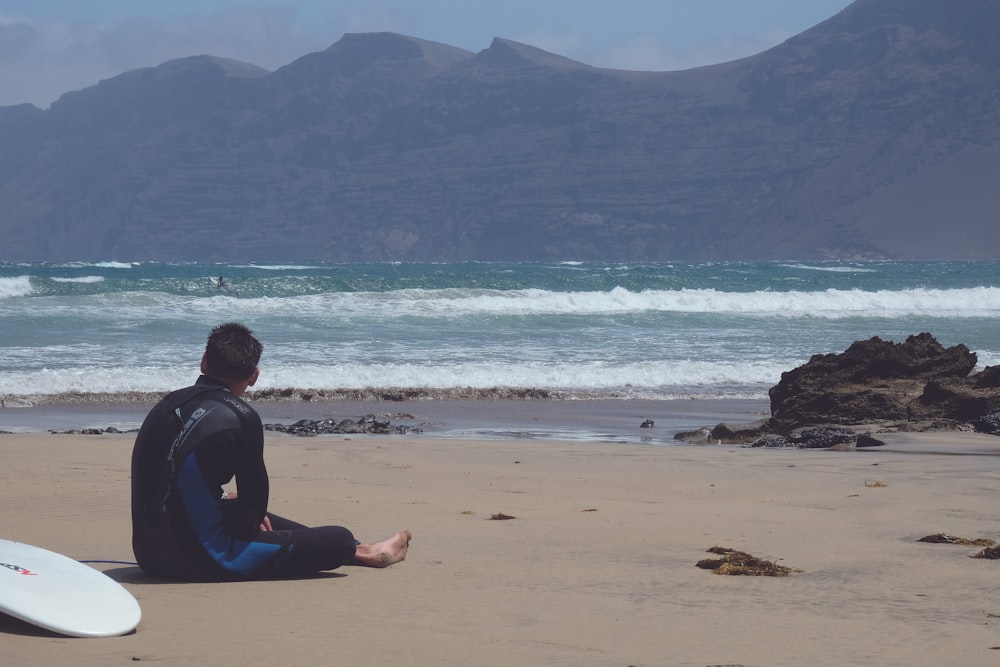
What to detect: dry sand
<box><xmin>3</xmin><ymin>430</ymin><xmax>1000</xmax><ymax>666</ymax></box>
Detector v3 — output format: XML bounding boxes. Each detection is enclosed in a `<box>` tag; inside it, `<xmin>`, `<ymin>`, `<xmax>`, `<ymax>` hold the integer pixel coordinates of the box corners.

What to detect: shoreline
<box><xmin>0</xmin><ymin>394</ymin><xmax>772</xmax><ymax>446</ymax></box>
<box><xmin>0</xmin><ymin>384</ymin><xmax>770</xmax><ymax>407</ymax></box>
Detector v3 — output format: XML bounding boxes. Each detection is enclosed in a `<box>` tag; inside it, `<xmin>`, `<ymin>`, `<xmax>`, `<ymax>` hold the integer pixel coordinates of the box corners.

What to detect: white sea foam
<box><xmin>0</xmin><ymin>276</ymin><xmax>33</xmax><ymax>298</ymax></box>
<box><xmin>0</xmin><ymin>359</ymin><xmax>782</xmax><ymax>398</ymax></box>
<box><xmin>977</xmin><ymin>352</ymin><xmax>1000</xmax><ymax>367</ymax></box>
<box><xmin>11</xmin><ymin>353</ymin><xmax>994</xmax><ymax>399</ymax></box>
<box><xmin>3</xmin><ymin>261</ymin><xmax>997</xmax><ymax>402</ymax></box>
<box><xmin>57</xmin><ymin>261</ymin><xmax>137</xmax><ymax>269</ymax></box>
<box><xmin>303</xmin><ymin>360</ymin><xmax>779</xmax><ymax>394</ymax></box>
<box><xmin>7</xmin><ymin>284</ymin><xmax>998</xmax><ymax>322</ymax></box>
<box><xmin>0</xmin><ymin>366</ymin><xmax>195</xmax><ymax>395</ymax></box>
<box><xmin>97</xmin><ymin>261</ymin><xmax>136</xmax><ymax>268</ymax></box>
<box><xmin>347</xmin><ymin>285</ymin><xmax>998</xmax><ymax>318</ymax></box>
<box><xmin>51</xmin><ymin>276</ymin><xmax>106</xmax><ymax>284</ymax></box>
<box><xmin>781</xmin><ymin>263</ymin><xmax>879</xmax><ymax>273</ymax></box>
<box><xmin>241</xmin><ymin>285</ymin><xmax>999</xmax><ymax>319</ymax></box>
<box><xmin>231</xmin><ymin>264</ymin><xmax>321</xmax><ymax>271</ymax></box>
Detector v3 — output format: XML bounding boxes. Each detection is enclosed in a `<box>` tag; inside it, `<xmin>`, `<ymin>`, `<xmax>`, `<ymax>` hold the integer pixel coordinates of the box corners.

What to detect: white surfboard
<box><xmin>0</xmin><ymin>538</ymin><xmax>141</xmax><ymax>637</ymax></box>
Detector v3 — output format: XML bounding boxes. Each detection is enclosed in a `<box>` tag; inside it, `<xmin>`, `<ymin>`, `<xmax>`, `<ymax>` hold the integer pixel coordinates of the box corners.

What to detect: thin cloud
<box><xmin>585</xmin><ymin>30</ymin><xmax>794</xmax><ymax>72</ymax></box>
<box><xmin>0</xmin><ymin>7</ymin><xmax>796</xmax><ymax>108</ymax></box>
<box><xmin>338</xmin><ymin>5</ymin><xmax>420</xmax><ymax>35</ymax></box>
<box><xmin>463</xmin><ymin>27</ymin><xmax>792</xmax><ymax>72</ymax></box>
<box><xmin>0</xmin><ymin>9</ymin><xmax>331</xmax><ymax>108</ymax></box>
<box><xmin>511</xmin><ymin>31</ymin><xmax>584</xmax><ymax>59</ymax></box>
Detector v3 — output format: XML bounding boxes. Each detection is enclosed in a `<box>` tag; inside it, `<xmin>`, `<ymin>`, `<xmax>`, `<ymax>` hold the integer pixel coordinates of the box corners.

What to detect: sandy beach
<box><xmin>3</xmin><ymin>428</ymin><xmax>1000</xmax><ymax>666</ymax></box>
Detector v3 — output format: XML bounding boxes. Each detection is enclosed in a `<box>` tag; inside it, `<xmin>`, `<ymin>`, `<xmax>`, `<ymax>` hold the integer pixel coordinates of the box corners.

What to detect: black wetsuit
<box><xmin>130</xmin><ymin>376</ymin><xmax>357</xmax><ymax>581</ymax></box>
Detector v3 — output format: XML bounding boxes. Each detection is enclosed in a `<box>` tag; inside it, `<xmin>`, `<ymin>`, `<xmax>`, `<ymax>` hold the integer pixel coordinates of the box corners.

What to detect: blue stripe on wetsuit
<box><xmin>175</xmin><ymin>454</ymin><xmax>280</xmax><ymax>575</ymax></box>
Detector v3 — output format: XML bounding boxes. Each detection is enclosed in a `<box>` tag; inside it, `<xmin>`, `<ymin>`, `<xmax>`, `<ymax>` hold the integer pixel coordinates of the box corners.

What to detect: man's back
<box><xmin>130</xmin><ymin>377</ymin><xmax>267</xmax><ymax>580</ymax></box>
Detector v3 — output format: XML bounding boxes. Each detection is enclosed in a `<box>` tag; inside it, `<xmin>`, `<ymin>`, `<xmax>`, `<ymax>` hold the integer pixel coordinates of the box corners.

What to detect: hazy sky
<box><xmin>0</xmin><ymin>0</ymin><xmax>852</xmax><ymax>108</ymax></box>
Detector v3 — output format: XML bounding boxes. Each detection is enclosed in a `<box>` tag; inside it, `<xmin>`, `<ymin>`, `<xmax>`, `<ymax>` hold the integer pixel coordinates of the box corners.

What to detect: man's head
<box><xmin>200</xmin><ymin>322</ymin><xmax>263</xmax><ymax>391</ymax></box>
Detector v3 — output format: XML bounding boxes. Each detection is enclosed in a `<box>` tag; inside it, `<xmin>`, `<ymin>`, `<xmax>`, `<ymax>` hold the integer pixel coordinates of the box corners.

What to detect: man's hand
<box><xmin>259</xmin><ymin>515</ymin><xmax>273</xmax><ymax>532</ymax></box>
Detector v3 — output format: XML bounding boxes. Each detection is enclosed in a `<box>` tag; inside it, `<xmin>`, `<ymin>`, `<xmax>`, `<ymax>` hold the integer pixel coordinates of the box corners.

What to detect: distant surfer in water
<box><xmin>215</xmin><ymin>276</ymin><xmax>238</xmax><ymax>294</ymax></box>
<box><xmin>130</xmin><ymin>322</ymin><xmax>411</xmax><ymax>581</ymax></box>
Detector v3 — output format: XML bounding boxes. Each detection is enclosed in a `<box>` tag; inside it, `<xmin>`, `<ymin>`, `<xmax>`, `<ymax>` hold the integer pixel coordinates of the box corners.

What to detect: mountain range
<box><xmin>1</xmin><ymin>0</ymin><xmax>998</xmax><ymax>262</ymax></box>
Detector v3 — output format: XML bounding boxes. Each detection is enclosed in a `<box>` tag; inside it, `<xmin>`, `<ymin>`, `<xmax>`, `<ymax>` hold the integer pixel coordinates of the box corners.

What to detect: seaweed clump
<box><xmin>918</xmin><ymin>533</ymin><xmax>996</xmax><ymax>547</ymax></box>
<box><xmin>696</xmin><ymin>547</ymin><xmax>800</xmax><ymax>576</ymax></box>
<box><xmin>971</xmin><ymin>546</ymin><xmax>1000</xmax><ymax>560</ymax></box>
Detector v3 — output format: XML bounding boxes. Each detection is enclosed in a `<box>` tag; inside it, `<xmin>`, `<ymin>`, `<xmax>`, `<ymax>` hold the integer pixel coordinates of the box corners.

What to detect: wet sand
<box><xmin>0</xmin><ymin>396</ymin><xmax>771</xmax><ymax>446</ymax></box>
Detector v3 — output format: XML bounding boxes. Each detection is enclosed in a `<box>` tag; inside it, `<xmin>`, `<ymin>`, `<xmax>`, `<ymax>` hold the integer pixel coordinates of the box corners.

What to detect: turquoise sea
<box><xmin>2</xmin><ymin>260</ymin><xmax>998</xmax><ymax>403</ymax></box>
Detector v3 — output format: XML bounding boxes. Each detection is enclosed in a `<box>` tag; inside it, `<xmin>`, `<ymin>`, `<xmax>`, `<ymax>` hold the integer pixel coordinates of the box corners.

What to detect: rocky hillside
<box><xmin>1</xmin><ymin>0</ymin><xmax>998</xmax><ymax>262</ymax></box>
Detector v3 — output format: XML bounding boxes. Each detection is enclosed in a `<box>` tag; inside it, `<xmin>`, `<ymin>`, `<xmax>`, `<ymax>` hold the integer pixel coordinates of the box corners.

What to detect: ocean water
<box><xmin>1</xmin><ymin>260</ymin><xmax>998</xmax><ymax>403</ymax></box>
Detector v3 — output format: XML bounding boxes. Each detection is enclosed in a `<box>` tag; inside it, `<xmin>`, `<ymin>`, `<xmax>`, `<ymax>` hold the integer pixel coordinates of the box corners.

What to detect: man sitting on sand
<box><xmin>130</xmin><ymin>322</ymin><xmax>411</xmax><ymax>581</ymax></box>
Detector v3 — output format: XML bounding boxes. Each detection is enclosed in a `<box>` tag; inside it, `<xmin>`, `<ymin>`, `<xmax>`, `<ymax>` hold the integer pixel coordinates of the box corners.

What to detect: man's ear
<box><xmin>247</xmin><ymin>367</ymin><xmax>260</xmax><ymax>387</ymax></box>
<box><xmin>200</xmin><ymin>353</ymin><xmax>209</xmax><ymax>374</ymax></box>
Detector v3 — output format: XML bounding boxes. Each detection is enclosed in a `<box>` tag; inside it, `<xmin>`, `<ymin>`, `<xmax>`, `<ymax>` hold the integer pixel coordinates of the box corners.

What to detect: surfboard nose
<box><xmin>0</xmin><ymin>539</ymin><xmax>141</xmax><ymax>637</ymax></box>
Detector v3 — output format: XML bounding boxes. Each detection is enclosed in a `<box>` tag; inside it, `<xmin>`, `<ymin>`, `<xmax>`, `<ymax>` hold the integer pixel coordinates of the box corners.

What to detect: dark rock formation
<box><xmin>679</xmin><ymin>333</ymin><xmax>1000</xmax><ymax>446</ymax></box>
<box><xmin>768</xmin><ymin>332</ymin><xmax>979</xmax><ymax>430</ymax></box>
<box><xmin>263</xmin><ymin>414</ymin><xmax>421</xmax><ymax>436</ymax></box>
<box><xmin>50</xmin><ymin>426</ymin><xmax>135</xmax><ymax>435</ymax></box>
<box><xmin>973</xmin><ymin>411</ymin><xmax>1000</xmax><ymax>435</ymax></box>
<box><xmin>47</xmin><ymin>414</ymin><xmax>421</xmax><ymax>437</ymax></box>
<box><xmin>749</xmin><ymin>427</ymin><xmax>886</xmax><ymax>449</ymax></box>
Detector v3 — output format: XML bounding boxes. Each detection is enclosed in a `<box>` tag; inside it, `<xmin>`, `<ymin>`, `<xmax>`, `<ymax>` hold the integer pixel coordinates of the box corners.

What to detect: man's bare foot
<box><xmin>353</xmin><ymin>530</ymin><xmax>412</xmax><ymax>568</ymax></box>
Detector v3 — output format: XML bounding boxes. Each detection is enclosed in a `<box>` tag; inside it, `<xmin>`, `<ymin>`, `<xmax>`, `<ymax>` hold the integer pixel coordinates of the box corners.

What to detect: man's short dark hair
<box><xmin>203</xmin><ymin>322</ymin><xmax>263</xmax><ymax>382</ymax></box>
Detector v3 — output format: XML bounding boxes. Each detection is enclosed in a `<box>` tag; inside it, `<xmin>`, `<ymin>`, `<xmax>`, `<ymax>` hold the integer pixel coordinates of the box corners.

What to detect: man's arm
<box><xmin>231</xmin><ymin>411</ymin><xmax>270</xmax><ymax>534</ymax></box>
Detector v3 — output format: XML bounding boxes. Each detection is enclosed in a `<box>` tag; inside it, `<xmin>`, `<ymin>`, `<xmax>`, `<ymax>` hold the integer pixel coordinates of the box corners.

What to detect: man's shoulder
<box><xmin>145</xmin><ymin>384</ymin><xmax>234</xmax><ymax>419</ymax></box>
<box><xmin>145</xmin><ymin>382</ymin><xmax>259</xmax><ymax>430</ymax></box>
<box><xmin>184</xmin><ymin>387</ymin><xmax>258</xmax><ymax>421</ymax></box>
<box><xmin>217</xmin><ymin>393</ymin><xmax>258</xmax><ymax>420</ymax></box>
<box><xmin>155</xmin><ymin>383</ymin><xmax>224</xmax><ymax>409</ymax></box>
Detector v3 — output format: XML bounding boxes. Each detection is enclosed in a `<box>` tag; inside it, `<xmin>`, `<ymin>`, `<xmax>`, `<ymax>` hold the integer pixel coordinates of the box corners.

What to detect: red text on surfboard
<box><xmin>1</xmin><ymin>562</ymin><xmax>37</xmax><ymax>575</ymax></box>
